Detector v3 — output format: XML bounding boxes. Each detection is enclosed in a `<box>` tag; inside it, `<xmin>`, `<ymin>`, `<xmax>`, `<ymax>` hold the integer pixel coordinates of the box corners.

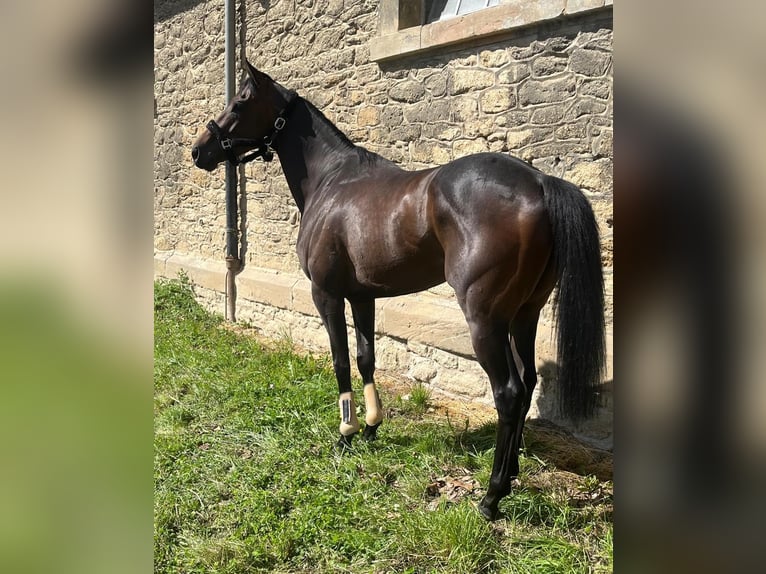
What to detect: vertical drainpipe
<box><xmin>224</xmin><ymin>0</ymin><xmax>240</xmax><ymax>322</ymax></box>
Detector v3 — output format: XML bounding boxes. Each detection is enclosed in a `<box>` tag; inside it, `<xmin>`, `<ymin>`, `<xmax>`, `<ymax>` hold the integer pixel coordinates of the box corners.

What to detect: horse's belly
<box><xmin>351</xmin><ymin>249</ymin><xmax>446</xmax><ymax>297</ymax></box>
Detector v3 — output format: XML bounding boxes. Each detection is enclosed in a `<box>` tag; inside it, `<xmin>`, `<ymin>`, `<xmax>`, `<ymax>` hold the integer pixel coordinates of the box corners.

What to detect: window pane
<box><xmin>427</xmin><ymin>0</ymin><xmax>501</xmax><ymax>23</ymax></box>
<box><xmin>428</xmin><ymin>0</ymin><xmax>460</xmax><ymax>22</ymax></box>
<box><xmin>459</xmin><ymin>0</ymin><xmax>492</xmax><ymax>15</ymax></box>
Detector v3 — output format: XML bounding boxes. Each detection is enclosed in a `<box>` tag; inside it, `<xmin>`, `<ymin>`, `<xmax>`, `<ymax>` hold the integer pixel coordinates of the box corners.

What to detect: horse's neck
<box><xmin>277</xmin><ymin>100</ymin><xmax>357</xmax><ymax>213</ymax></box>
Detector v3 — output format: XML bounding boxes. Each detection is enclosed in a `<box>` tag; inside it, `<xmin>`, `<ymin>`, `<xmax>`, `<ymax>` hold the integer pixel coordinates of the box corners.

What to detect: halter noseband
<box><xmin>206</xmin><ymin>93</ymin><xmax>298</xmax><ymax>165</ymax></box>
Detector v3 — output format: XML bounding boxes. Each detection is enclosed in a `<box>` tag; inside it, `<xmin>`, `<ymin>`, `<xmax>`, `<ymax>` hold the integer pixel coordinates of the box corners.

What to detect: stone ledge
<box><xmin>370</xmin><ymin>1</ymin><xmax>611</xmax><ymax>62</ymax></box>
<box><xmin>153</xmin><ymin>252</ymin><xmax>475</xmax><ymax>354</ymax></box>
<box><xmin>154</xmin><ymin>251</ymin><xmax>612</xmax><ymax>381</ymax></box>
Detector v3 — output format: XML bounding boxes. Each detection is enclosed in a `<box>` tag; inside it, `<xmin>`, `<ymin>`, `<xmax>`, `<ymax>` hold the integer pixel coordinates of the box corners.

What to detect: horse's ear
<box><xmin>244</xmin><ymin>60</ymin><xmax>275</xmax><ymax>90</ymax></box>
<box><xmin>245</xmin><ymin>59</ymin><xmax>270</xmax><ymax>87</ymax></box>
<box><xmin>245</xmin><ymin>60</ymin><xmax>259</xmax><ymax>83</ymax></box>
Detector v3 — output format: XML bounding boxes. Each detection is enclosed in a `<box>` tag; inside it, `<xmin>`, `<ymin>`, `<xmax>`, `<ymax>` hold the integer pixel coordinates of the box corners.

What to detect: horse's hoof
<box><xmin>478</xmin><ymin>499</ymin><xmax>500</xmax><ymax>521</ymax></box>
<box><xmin>336</xmin><ymin>434</ymin><xmax>354</xmax><ymax>452</ymax></box>
<box><xmin>362</xmin><ymin>422</ymin><xmax>380</xmax><ymax>441</ymax></box>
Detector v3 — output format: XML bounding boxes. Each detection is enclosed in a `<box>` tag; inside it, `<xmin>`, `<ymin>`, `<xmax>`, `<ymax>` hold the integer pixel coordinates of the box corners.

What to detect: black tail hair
<box><xmin>542</xmin><ymin>175</ymin><xmax>606</xmax><ymax>421</ymax></box>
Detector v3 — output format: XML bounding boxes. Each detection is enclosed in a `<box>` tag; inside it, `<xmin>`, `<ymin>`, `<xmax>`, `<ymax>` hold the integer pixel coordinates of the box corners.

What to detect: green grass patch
<box><xmin>154</xmin><ymin>277</ymin><xmax>612</xmax><ymax>573</ymax></box>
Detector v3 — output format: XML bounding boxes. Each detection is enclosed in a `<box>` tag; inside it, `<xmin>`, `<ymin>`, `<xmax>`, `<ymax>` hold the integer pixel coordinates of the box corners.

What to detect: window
<box><xmin>427</xmin><ymin>0</ymin><xmax>500</xmax><ymax>23</ymax></box>
<box><xmin>370</xmin><ymin>0</ymin><xmax>613</xmax><ymax>62</ymax></box>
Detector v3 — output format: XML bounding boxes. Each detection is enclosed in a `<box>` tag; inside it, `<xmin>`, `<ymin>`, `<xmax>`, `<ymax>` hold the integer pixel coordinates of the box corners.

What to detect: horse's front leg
<box><xmin>350</xmin><ymin>298</ymin><xmax>384</xmax><ymax>441</ymax></box>
<box><xmin>311</xmin><ymin>284</ymin><xmax>358</xmax><ymax>449</ymax></box>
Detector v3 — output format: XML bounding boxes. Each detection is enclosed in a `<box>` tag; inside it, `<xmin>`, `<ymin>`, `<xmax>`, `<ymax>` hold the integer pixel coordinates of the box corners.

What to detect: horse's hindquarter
<box><xmin>428</xmin><ymin>153</ymin><xmax>555</xmax><ymax>313</ymax></box>
<box><xmin>300</xmin><ymin>167</ymin><xmax>447</xmax><ymax>298</ymax></box>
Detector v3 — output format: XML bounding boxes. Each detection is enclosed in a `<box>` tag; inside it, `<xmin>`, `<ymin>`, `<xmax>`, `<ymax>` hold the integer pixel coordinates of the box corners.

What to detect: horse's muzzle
<box><xmin>190</xmin><ymin>144</ymin><xmax>219</xmax><ymax>171</ymax></box>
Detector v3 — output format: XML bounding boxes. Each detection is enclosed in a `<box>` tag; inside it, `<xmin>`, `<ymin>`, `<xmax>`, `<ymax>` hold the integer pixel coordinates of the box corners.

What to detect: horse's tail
<box><xmin>541</xmin><ymin>174</ymin><xmax>606</xmax><ymax>421</ymax></box>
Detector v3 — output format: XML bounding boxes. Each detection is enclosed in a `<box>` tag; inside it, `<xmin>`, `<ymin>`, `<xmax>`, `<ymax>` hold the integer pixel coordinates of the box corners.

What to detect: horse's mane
<box><xmin>302</xmin><ymin>99</ymin><xmax>392</xmax><ymax>169</ymax></box>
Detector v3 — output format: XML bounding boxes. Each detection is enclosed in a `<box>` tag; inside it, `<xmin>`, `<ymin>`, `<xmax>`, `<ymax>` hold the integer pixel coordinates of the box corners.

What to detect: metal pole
<box><xmin>224</xmin><ymin>0</ymin><xmax>240</xmax><ymax>322</ymax></box>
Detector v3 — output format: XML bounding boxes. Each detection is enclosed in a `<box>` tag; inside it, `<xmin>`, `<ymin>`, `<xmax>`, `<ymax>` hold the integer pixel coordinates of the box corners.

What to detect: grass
<box><xmin>154</xmin><ymin>277</ymin><xmax>612</xmax><ymax>573</ymax></box>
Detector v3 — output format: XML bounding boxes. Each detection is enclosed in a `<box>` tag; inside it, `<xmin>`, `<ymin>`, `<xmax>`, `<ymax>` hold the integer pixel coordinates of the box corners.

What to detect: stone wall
<box><xmin>154</xmin><ymin>1</ymin><xmax>613</xmax><ymax>445</ymax></box>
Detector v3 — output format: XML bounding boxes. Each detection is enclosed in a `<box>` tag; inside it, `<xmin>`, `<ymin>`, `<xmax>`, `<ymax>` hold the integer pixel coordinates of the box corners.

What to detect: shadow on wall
<box><xmin>155</xmin><ymin>0</ymin><xmax>209</xmax><ymax>23</ymax></box>
<box><xmin>535</xmin><ymin>360</ymin><xmax>613</xmax><ymax>426</ymax></box>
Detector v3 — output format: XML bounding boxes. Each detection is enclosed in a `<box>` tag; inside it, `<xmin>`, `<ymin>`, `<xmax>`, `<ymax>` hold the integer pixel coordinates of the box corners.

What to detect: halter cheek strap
<box><xmin>205</xmin><ymin>94</ymin><xmax>299</xmax><ymax>165</ymax></box>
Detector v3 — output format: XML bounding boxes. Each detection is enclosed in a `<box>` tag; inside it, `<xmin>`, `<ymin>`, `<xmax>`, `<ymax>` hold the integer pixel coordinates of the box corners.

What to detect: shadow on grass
<box><xmin>451</xmin><ymin>418</ymin><xmax>612</xmax><ymax>482</ymax></box>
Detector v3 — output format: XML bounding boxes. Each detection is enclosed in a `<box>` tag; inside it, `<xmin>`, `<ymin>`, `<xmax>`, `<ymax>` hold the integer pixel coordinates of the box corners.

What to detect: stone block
<box><xmin>421</xmin><ymin>123</ymin><xmax>462</xmax><ymax>141</ymax></box>
<box><xmin>453</xmin><ymin>138</ymin><xmax>490</xmax><ymax>157</ymax></box>
<box><xmin>403</xmin><ymin>100</ymin><xmax>449</xmax><ymax>123</ymax></box>
<box><xmin>463</xmin><ymin>117</ymin><xmax>496</xmax><ymax>138</ymax></box>
<box><xmin>369</xmin><ymin>27</ymin><xmax>420</xmax><ymax>62</ymax></box>
<box><xmin>518</xmin><ymin>76</ymin><xmax>576</xmax><ymax>106</ymax></box>
<box><xmin>408</xmin><ymin>360</ymin><xmax>438</xmax><ymax>383</ymax></box>
<box><xmin>290</xmin><ymin>278</ymin><xmax>317</xmax><ymax>316</ymax></box>
<box><xmin>433</xmin><ymin>359</ymin><xmax>488</xmax><ymax>399</ymax></box>
<box><xmin>555</xmin><ymin>120</ymin><xmax>589</xmax><ymax>140</ymax></box>
<box><xmin>161</xmin><ymin>252</ymin><xmax>223</xmax><ymax>292</ymax></box>
<box><xmin>506</xmin><ymin>129</ymin><xmax>535</xmax><ymax>149</ymax></box>
<box><xmin>564</xmin><ymin>97</ymin><xmax>608</xmax><ymax>120</ymax></box>
<box><xmin>479</xmin><ymin>49</ymin><xmax>510</xmax><ymax>67</ymax></box>
<box><xmin>569</xmin><ymin>48</ymin><xmax>612</xmax><ymax>77</ymax></box>
<box><xmin>389</xmin><ymin>79</ymin><xmax>426</xmax><ymax>103</ymax></box>
<box><xmin>510</xmin><ymin>41</ymin><xmax>546</xmax><ymax>61</ymax></box>
<box><xmin>357</xmin><ymin>106</ymin><xmax>380</xmax><ymax>126</ymax></box>
<box><xmin>480</xmin><ymin>88</ymin><xmax>516</xmax><ymax>113</ymax></box>
<box><xmin>424</xmin><ymin>73</ymin><xmax>448</xmax><ymax>97</ymax></box>
<box><xmin>592</xmin><ymin>129</ymin><xmax>613</xmax><ymax>157</ymax></box>
<box><xmin>529</xmin><ymin>0</ymin><xmax>567</xmax><ymax>20</ymax></box>
<box><xmin>579</xmin><ymin>78</ymin><xmax>611</xmax><ymax>99</ymax></box>
<box><xmin>423</xmin><ymin>100</ymin><xmax>452</xmax><ymax>123</ymax></box>
<box><xmin>565</xmin><ymin>0</ymin><xmax>605</xmax><ymax>13</ymax></box>
<box><xmin>449</xmin><ymin>69</ymin><xmax>496</xmax><ymax>95</ymax></box>
<box><xmin>530</xmin><ymin>105</ymin><xmax>565</xmax><ymax>125</ymax></box>
<box><xmin>390</xmin><ymin>124</ymin><xmax>422</xmax><ymax>142</ymax></box>
<box><xmin>566</xmin><ymin>0</ymin><xmax>604</xmax><ymax>14</ymax></box>
<box><xmin>531</xmin><ymin>55</ymin><xmax>568</xmax><ymax>77</ymax></box>
<box><xmin>564</xmin><ymin>158</ymin><xmax>613</xmax><ymax>193</ymax></box>
<box><xmin>521</xmin><ymin>140</ymin><xmax>590</xmax><ymax>162</ymax></box>
<box><xmin>380</xmin><ymin>106</ymin><xmax>403</xmax><ymax>127</ymax></box>
<box><xmin>314</xmin><ymin>27</ymin><xmax>345</xmax><ymax>52</ymax></box>
<box><xmin>450</xmin><ymin>97</ymin><xmax>478</xmax><ymax>122</ymax></box>
<box><xmin>410</xmin><ymin>141</ymin><xmax>451</xmax><ymax>164</ymax></box>
<box><xmin>237</xmin><ymin>268</ymin><xmax>296</xmax><ymax>310</ymax></box>
<box><xmin>375</xmin><ymin>338</ymin><xmax>411</xmax><ymax>372</ymax></box>
<box><xmin>497</xmin><ymin>62</ymin><xmax>530</xmax><ymax>85</ymax></box>
<box><xmin>378</xmin><ymin>296</ymin><xmax>473</xmax><ymax>357</ymax></box>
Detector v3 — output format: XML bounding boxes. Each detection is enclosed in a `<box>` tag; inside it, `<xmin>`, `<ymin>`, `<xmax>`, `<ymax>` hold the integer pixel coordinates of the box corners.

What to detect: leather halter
<box><xmin>206</xmin><ymin>93</ymin><xmax>298</xmax><ymax>165</ymax></box>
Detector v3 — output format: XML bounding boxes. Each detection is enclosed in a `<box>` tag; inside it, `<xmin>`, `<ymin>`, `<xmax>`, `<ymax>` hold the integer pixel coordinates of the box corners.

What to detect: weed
<box><xmin>409</xmin><ymin>383</ymin><xmax>432</xmax><ymax>412</ymax></box>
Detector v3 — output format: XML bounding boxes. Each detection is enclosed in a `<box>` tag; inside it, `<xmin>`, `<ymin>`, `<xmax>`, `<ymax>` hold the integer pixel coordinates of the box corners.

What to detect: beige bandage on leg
<box><xmin>363</xmin><ymin>383</ymin><xmax>383</xmax><ymax>426</ymax></box>
<box><xmin>338</xmin><ymin>391</ymin><xmax>360</xmax><ymax>436</ymax></box>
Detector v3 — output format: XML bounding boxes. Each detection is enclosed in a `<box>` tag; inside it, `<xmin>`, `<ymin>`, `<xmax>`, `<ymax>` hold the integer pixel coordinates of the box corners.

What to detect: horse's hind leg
<box><xmin>311</xmin><ymin>284</ymin><xmax>358</xmax><ymax>449</ymax></box>
<box><xmin>466</xmin><ymin>313</ymin><xmax>527</xmax><ymax>521</ymax></box>
<box><xmin>350</xmin><ymin>298</ymin><xmax>384</xmax><ymax>441</ymax></box>
<box><xmin>510</xmin><ymin>307</ymin><xmax>541</xmax><ymax>453</ymax></box>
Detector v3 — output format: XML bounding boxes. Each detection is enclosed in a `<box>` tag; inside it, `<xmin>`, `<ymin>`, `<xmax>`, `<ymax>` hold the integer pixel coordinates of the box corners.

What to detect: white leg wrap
<box><xmin>364</xmin><ymin>383</ymin><xmax>383</xmax><ymax>426</ymax></box>
<box><xmin>338</xmin><ymin>392</ymin><xmax>360</xmax><ymax>436</ymax></box>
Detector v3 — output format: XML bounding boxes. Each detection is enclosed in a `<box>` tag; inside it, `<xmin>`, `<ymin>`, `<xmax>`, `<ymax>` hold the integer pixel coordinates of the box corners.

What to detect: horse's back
<box><xmin>432</xmin><ymin>152</ymin><xmax>545</xmax><ymax>206</ymax></box>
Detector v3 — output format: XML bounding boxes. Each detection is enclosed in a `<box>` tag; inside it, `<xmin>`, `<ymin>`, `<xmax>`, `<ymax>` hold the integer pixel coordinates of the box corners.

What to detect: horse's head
<box><xmin>191</xmin><ymin>61</ymin><xmax>295</xmax><ymax>171</ymax></box>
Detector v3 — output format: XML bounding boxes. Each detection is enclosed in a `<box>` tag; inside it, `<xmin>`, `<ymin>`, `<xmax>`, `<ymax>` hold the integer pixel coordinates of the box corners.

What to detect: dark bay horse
<box><xmin>192</xmin><ymin>61</ymin><xmax>605</xmax><ymax>520</ymax></box>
